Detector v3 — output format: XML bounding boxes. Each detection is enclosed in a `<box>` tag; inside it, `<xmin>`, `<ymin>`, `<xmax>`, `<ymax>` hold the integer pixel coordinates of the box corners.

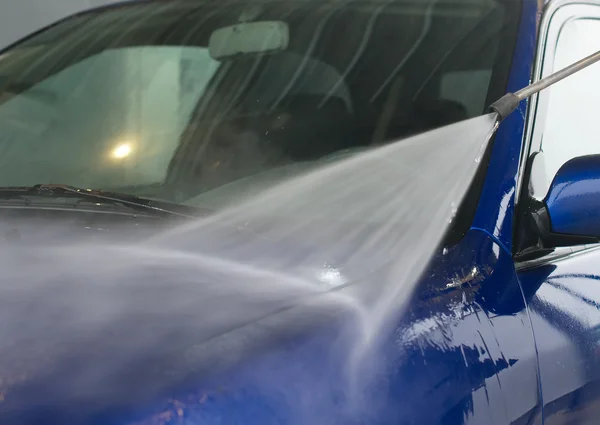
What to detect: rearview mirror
<box><xmin>208</xmin><ymin>21</ymin><xmax>289</xmax><ymax>61</ymax></box>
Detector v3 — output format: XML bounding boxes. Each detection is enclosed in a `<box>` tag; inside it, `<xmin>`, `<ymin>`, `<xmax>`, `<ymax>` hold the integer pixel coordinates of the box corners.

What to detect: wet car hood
<box><xmin>0</xmin><ymin>206</ymin><xmax>371</xmax><ymax>424</ymax></box>
<box><xmin>0</xmin><ymin>207</ymin><xmax>516</xmax><ymax>425</ymax></box>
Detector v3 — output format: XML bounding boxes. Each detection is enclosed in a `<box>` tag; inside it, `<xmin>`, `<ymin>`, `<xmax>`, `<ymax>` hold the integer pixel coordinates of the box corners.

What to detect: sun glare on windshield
<box><xmin>111</xmin><ymin>143</ymin><xmax>133</xmax><ymax>160</ymax></box>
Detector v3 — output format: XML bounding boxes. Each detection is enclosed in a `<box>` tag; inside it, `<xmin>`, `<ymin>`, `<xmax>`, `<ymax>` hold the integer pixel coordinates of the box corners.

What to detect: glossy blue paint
<box><xmin>471</xmin><ymin>0</ymin><xmax>540</xmax><ymax>252</ymax></box>
<box><xmin>519</xmin><ymin>253</ymin><xmax>600</xmax><ymax>424</ymax></box>
<box><xmin>545</xmin><ymin>155</ymin><xmax>600</xmax><ymax>237</ymax></box>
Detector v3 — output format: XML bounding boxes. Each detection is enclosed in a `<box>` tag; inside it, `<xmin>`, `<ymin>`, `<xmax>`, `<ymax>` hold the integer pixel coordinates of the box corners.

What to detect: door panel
<box><xmin>519</xmin><ymin>248</ymin><xmax>600</xmax><ymax>424</ymax></box>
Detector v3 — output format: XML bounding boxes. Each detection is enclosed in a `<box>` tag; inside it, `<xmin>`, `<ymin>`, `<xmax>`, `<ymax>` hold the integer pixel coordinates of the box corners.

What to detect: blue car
<box><xmin>2</xmin><ymin>0</ymin><xmax>600</xmax><ymax>424</ymax></box>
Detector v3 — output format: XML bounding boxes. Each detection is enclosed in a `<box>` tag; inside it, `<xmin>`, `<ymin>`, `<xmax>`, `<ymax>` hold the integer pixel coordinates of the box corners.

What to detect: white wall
<box><xmin>0</xmin><ymin>0</ymin><xmax>116</xmax><ymax>48</ymax></box>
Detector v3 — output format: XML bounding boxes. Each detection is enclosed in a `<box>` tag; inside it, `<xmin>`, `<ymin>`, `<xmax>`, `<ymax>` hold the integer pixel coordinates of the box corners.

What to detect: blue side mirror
<box><xmin>545</xmin><ymin>155</ymin><xmax>600</xmax><ymax>242</ymax></box>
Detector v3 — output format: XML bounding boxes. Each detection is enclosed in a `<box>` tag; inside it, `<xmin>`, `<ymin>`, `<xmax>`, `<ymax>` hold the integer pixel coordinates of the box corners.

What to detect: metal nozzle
<box><xmin>490</xmin><ymin>49</ymin><xmax>600</xmax><ymax>122</ymax></box>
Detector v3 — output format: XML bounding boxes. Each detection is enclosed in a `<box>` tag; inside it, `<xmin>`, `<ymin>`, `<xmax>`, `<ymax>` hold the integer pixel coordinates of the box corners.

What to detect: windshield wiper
<box><xmin>0</xmin><ymin>184</ymin><xmax>205</xmax><ymax>218</ymax></box>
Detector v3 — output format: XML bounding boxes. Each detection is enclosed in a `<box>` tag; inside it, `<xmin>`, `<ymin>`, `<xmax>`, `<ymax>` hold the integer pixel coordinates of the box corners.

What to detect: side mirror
<box><xmin>527</xmin><ymin>155</ymin><xmax>600</xmax><ymax>250</ymax></box>
<box><xmin>544</xmin><ymin>155</ymin><xmax>600</xmax><ymax>241</ymax></box>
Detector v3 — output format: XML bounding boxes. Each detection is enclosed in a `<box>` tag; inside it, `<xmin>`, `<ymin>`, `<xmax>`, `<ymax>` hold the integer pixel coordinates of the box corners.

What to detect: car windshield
<box><xmin>0</xmin><ymin>0</ymin><xmax>519</xmax><ymax>210</ymax></box>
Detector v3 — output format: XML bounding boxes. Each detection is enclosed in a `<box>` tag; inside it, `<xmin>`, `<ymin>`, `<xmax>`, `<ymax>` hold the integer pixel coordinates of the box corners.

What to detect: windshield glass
<box><xmin>0</xmin><ymin>0</ymin><xmax>520</xmax><ymax>210</ymax></box>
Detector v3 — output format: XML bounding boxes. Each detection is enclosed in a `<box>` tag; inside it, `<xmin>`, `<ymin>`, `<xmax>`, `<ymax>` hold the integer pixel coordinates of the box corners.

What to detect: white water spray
<box><xmin>0</xmin><ymin>113</ymin><xmax>498</xmax><ymax>420</ymax></box>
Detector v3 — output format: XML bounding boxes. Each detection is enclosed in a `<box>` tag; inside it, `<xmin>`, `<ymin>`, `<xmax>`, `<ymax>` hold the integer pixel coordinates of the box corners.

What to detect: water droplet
<box><xmin>447</xmin><ymin>202</ymin><xmax>458</xmax><ymax>223</ymax></box>
<box><xmin>450</xmin><ymin>202</ymin><xmax>458</xmax><ymax>214</ymax></box>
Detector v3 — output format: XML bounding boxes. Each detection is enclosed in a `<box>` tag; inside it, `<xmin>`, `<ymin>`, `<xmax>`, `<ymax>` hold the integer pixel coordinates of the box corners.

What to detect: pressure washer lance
<box><xmin>490</xmin><ymin>49</ymin><xmax>600</xmax><ymax>122</ymax></box>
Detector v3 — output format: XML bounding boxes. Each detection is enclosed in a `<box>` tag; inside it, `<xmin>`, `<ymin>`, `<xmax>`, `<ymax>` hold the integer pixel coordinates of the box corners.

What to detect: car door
<box><xmin>516</xmin><ymin>1</ymin><xmax>600</xmax><ymax>423</ymax></box>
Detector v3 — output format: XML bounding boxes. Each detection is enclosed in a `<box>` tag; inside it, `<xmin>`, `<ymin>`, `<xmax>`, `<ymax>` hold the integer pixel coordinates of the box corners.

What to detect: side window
<box><xmin>540</xmin><ymin>18</ymin><xmax>600</xmax><ymax>186</ymax></box>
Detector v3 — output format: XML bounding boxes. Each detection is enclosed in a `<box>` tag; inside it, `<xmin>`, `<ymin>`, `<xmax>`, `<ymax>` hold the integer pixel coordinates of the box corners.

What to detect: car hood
<box><xmin>0</xmin><ymin>207</ymin><xmax>379</xmax><ymax>424</ymax></box>
<box><xmin>0</xmin><ymin>215</ymin><xmax>515</xmax><ymax>425</ymax></box>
